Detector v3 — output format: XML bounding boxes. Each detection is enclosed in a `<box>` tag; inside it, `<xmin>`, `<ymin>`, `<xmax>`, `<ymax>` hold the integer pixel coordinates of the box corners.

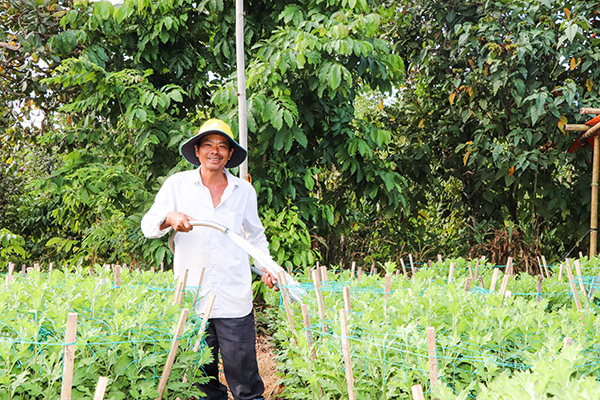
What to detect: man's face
<box><xmin>195</xmin><ymin>133</ymin><xmax>234</xmax><ymax>171</ymax></box>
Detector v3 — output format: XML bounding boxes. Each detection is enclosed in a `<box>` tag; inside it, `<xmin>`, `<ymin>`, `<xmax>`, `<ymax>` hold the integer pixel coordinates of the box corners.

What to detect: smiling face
<box><xmin>194</xmin><ymin>133</ymin><xmax>234</xmax><ymax>171</ymax></box>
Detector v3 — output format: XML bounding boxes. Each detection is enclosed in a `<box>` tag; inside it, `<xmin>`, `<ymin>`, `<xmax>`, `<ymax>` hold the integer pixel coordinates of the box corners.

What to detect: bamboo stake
<box><xmin>312</xmin><ymin>270</ymin><xmax>328</xmax><ymax>333</ymax></box>
<box><xmin>175</xmin><ymin>269</ymin><xmax>189</xmax><ymax>305</ymax></box>
<box><xmin>384</xmin><ymin>274</ymin><xmax>392</xmax><ymax>300</ymax></box>
<box><xmin>447</xmin><ymin>262</ymin><xmax>455</xmax><ymax>283</ymax></box>
<box><xmin>467</xmin><ymin>262</ymin><xmax>473</xmax><ymax>279</ymax></box>
<box><xmin>93</xmin><ymin>377</ymin><xmax>109</xmax><ymax>400</ymax></box>
<box><xmin>160</xmin><ymin>261</ymin><xmax>164</xmax><ymax>273</ymax></box>
<box><xmin>301</xmin><ymin>304</ymin><xmax>317</xmax><ymax>360</ymax></box>
<box><xmin>426</xmin><ymin>327</ymin><xmax>439</xmax><ymax>389</ymax></box>
<box><xmin>61</xmin><ymin>312</ymin><xmax>79</xmax><ymax>400</ymax></box>
<box><xmin>192</xmin><ymin>267</ymin><xmax>206</xmax><ymax>311</ymax></box>
<box><xmin>409</xmin><ymin>254</ymin><xmax>416</xmax><ymax>276</ymax></box>
<box><xmin>559</xmin><ymin>263</ymin><xmax>564</xmax><ymax>280</ymax></box>
<box><xmin>320</xmin><ymin>264</ymin><xmax>328</xmax><ymax>282</ymax></box>
<box><xmin>339</xmin><ymin>309</ymin><xmax>356</xmax><ymax>400</ymax></box>
<box><xmin>478</xmin><ymin>275</ymin><xmax>485</xmax><ymax>289</ymax></box>
<box><xmin>357</xmin><ymin>267</ymin><xmax>363</xmax><ymax>280</ymax></box>
<box><xmin>411</xmin><ymin>384</ymin><xmax>426</xmax><ymax>400</ymax></box>
<box><xmin>437</xmin><ymin>254</ymin><xmax>443</xmax><ymax>263</ymax></box>
<box><xmin>157</xmin><ymin>308</ymin><xmax>189</xmax><ymax>399</ymax></box>
<box><xmin>193</xmin><ymin>293</ymin><xmax>216</xmax><ymax>352</ymax></box>
<box><xmin>581</xmin><ymin>120</ymin><xmax>600</xmax><ymax>140</ymax></box>
<box><xmin>536</xmin><ymin>275</ymin><xmax>543</xmax><ymax>302</ymax></box>
<box><xmin>499</xmin><ymin>275</ymin><xmax>511</xmax><ymax>297</ymax></box>
<box><xmin>113</xmin><ymin>265</ymin><xmax>121</xmax><ymax>288</ymax></box>
<box><xmin>565</xmin><ymin>259</ymin><xmax>583</xmax><ymax>311</ymax></box>
<box><xmin>343</xmin><ymin>286</ymin><xmax>351</xmax><ymax>312</ymax></box>
<box><xmin>173</xmin><ymin>280</ymin><xmax>183</xmax><ymax>305</ymax></box>
<box><xmin>574</xmin><ymin>259</ymin><xmax>588</xmax><ymax>299</ymax></box>
<box><xmin>400</xmin><ymin>258</ymin><xmax>407</xmax><ymax>275</ymax></box>
<box><xmin>489</xmin><ymin>268</ymin><xmax>501</xmax><ymax>292</ymax></box>
<box><xmin>474</xmin><ymin>258</ymin><xmax>480</xmax><ymax>280</ymax></box>
<box><xmin>278</xmin><ymin>272</ymin><xmax>296</xmax><ymax>332</ymax></box>
<box><xmin>350</xmin><ymin>261</ymin><xmax>356</xmax><ymax>277</ymax></box>
<box><xmin>464</xmin><ymin>277</ymin><xmax>472</xmax><ymax>292</ymax></box>
<box><xmin>541</xmin><ymin>255</ymin><xmax>550</xmax><ymax>278</ymax></box>
<box><xmin>506</xmin><ymin>257</ymin><xmax>514</xmax><ymax>276</ymax></box>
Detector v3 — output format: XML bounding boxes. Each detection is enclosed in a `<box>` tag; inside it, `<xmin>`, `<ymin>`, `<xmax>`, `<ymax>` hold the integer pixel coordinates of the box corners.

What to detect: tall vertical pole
<box><xmin>236</xmin><ymin>0</ymin><xmax>248</xmax><ymax>180</ymax></box>
<box><xmin>591</xmin><ymin>135</ymin><xmax>600</xmax><ymax>257</ymax></box>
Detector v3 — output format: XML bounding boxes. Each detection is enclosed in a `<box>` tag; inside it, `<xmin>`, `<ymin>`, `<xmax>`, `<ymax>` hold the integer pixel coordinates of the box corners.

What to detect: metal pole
<box><xmin>591</xmin><ymin>135</ymin><xmax>600</xmax><ymax>257</ymax></box>
<box><xmin>235</xmin><ymin>0</ymin><xmax>248</xmax><ymax>180</ymax></box>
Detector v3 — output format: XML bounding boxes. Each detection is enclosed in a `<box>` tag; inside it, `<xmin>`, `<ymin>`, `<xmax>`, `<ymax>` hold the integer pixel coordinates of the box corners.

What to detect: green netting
<box><xmin>0</xmin><ymin>267</ymin><xmax>211</xmax><ymax>400</ymax></box>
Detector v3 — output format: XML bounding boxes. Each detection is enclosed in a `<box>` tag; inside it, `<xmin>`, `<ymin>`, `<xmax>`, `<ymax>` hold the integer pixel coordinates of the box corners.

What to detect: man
<box><xmin>141</xmin><ymin>118</ymin><xmax>277</xmax><ymax>400</ymax></box>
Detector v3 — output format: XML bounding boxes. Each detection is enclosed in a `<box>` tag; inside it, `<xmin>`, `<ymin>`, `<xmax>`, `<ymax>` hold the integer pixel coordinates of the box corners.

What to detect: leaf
<box><xmin>565</xmin><ymin>23</ymin><xmax>578</xmax><ymax>42</ymax></box>
<box><xmin>449</xmin><ymin>91</ymin><xmax>456</xmax><ymax>105</ymax></box>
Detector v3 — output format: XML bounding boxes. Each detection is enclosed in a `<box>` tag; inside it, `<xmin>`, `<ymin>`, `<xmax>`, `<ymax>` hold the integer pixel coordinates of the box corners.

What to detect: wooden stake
<box><xmin>467</xmin><ymin>262</ymin><xmax>473</xmax><ymax>279</ymax></box>
<box><xmin>93</xmin><ymin>376</ymin><xmax>109</xmax><ymax>400</ymax></box>
<box><xmin>474</xmin><ymin>258</ymin><xmax>480</xmax><ymax>280</ymax></box>
<box><xmin>409</xmin><ymin>254</ymin><xmax>416</xmax><ymax>276</ymax></box>
<box><xmin>541</xmin><ymin>255</ymin><xmax>550</xmax><ymax>278</ymax></box>
<box><xmin>447</xmin><ymin>262</ymin><xmax>455</xmax><ymax>283</ymax></box>
<box><xmin>192</xmin><ymin>267</ymin><xmax>206</xmax><ymax>311</ymax></box>
<box><xmin>173</xmin><ymin>280</ymin><xmax>183</xmax><ymax>305</ymax></box>
<box><xmin>506</xmin><ymin>257</ymin><xmax>514</xmax><ymax>276</ymax></box>
<box><xmin>426</xmin><ymin>327</ymin><xmax>438</xmax><ymax>389</ymax></box>
<box><xmin>301</xmin><ymin>304</ymin><xmax>317</xmax><ymax>360</ymax></box>
<box><xmin>590</xmin><ymin>135</ymin><xmax>600</xmax><ymax>257</ymax></box>
<box><xmin>565</xmin><ymin>259</ymin><xmax>583</xmax><ymax>311</ymax></box>
<box><xmin>339</xmin><ymin>309</ymin><xmax>356</xmax><ymax>400</ymax></box>
<box><xmin>478</xmin><ymin>275</ymin><xmax>485</xmax><ymax>289</ymax></box>
<box><xmin>343</xmin><ymin>286</ymin><xmax>351</xmax><ymax>312</ymax></box>
<box><xmin>157</xmin><ymin>308</ymin><xmax>189</xmax><ymax>399</ymax></box>
<box><xmin>400</xmin><ymin>258</ymin><xmax>407</xmax><ymax>275</ymax></box>
<box><xmin>464</xmin><ymin>277</ymin><xmax>472</xmax><ymax>292</ymax></box>
<box><xmin>489</xmin><ymin>268</ymin><xmax>501</xmax><ymax>292</ymax></box>
<box><xmin>581</xmin><ymin>107</ymin><xmax>600</xmax><ymax>115</ymax></box>
<box><xmin>312</xmin><ymin>270</ymin><xmax>328</xmax><ymax>333</ymax></box>
<box><xmin>574</xmin><ymin>259</ymin><xmax>588</xmax><ymax>298</ymax></box>
<box><xmin>350</xmin><ymin>261</ymin><xmax>356</xmax><ymax>277</ymax></box>
<box><xmin>61</xmin><ymin>312</ymin><xmax>79</xmax><ymax>400</ymax></box>
<box><xmin>411</xmin><ymin>384</ymin><xmax>426</xmax><ymax>400</ymax></box>
<box><xmin>437</xmin><ymin>254</ymin><xmax>443</xmax><ymax>263</ymax></box>
<box><xmin>536</xmin><ymin>275</ymin><xmax>543</xmax><ymax>303</ymax></box>
<box><xmin>559</xmin><ymin>263</ymin><xmax>564</xmax><ymax>280</ymax></box>
<box><xmin>320</xmin><ymin>264</ymin><xmax>328</xmax><ymax>282</ymax></box>
<box><xmin>357</xmin><ymin>267</ymin><xmax>363</xmax><ymax>280</ymax></box>
<box><xmin>113</xmin><ymin>265</ymin><xmax>121</xmax><ymax>288</ymax></box>
<box><xmin>278</xmin><ymin>272</ymin><xmax>296</xmax><ymax>332</ymax></box>
<box><xmin>193</xmin><ymin>294</ymin><xmax>216</xmax><ymax>352</ymax></box>
<box><xmin>499</xmin><ymin>274</ymin><xmax>511</xmax><ymax>297</ymax></box>
<box><xmin>160</xmin><ymin>261</ymin><xmax>164</xmax><ymax>272</ymax></box>
<box><xmin>384</xmin><ymin>274</ymin><xmax>392</xmax><ymax>300</ymax></box>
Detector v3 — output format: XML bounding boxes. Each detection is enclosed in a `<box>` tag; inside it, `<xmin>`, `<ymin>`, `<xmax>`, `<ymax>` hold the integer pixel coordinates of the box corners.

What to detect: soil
<box><xmin>218</xmin><ymin>333</ymin><xmax>284</xmax><ymax>400</ymax></box>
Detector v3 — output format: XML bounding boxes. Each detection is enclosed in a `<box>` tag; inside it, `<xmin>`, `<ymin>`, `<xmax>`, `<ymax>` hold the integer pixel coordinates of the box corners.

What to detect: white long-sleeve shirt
<box><xmin>141</xmin><ymin>168</ymin><xmax>270</xmax><ymax>318</ymax></box>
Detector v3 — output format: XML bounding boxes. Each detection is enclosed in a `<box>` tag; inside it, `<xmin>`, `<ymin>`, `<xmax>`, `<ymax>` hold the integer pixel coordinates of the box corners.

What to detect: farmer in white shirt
<box><xmin>141</xmin><ymin>118</ymin><xmax>277</xmax><ymax>400</ymax></box>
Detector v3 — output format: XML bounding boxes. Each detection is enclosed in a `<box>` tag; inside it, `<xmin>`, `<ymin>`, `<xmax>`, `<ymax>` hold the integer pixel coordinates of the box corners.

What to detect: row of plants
<box><xmin>265</xmin><ymin>257</ymin><xmax>600</xmax><ymax>399</ymax></box>
<box><xmin>0</xmin><ymin>266</ymin><xmax>210</xmax><ymax>399</ymax></box>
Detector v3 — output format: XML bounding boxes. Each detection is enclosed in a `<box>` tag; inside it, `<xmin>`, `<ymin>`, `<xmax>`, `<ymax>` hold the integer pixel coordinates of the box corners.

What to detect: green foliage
<box><xmin>0</xmin><ymin>268</ymin><xmax>211</xmax><ymax>399</ymax></box>
<box><xmin>0</xmin><ymin>228</ymin><xmax>27</xmax><ymax>264</ymax></box>
<box><xmin>265</xmin><ymin>256</ymin><xmax>600</xmax><ymax>399</ymax></box>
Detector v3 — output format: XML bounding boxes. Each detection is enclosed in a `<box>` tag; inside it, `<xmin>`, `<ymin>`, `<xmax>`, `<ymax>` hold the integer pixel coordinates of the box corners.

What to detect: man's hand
<box><xmin>261</xmin><ymin>268</ymin><xmax>279</xmax><ymax>291</ymax></box>
<box><xmin>161</xmin><ymin>211</ymin><xmax>194</xmax><ymax>232</ymax></box>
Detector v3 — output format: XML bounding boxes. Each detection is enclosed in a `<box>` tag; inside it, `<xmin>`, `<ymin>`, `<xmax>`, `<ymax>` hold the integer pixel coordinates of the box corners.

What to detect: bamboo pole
<box><xmin>426</xmin><ymin>327</ymin><xmax>438</xmax><ymax>389</ymax></box>
<box><xmin>173</xmin><ymin>280</ymin><xmax>183</xmax><ymax>305</ymax></box>
<box><xmin>357</xmin><ymin>267</ymin><xmax>363</xmax><ymax>280</ymax></box>
<box><xmin>565</xmin><ymin>124</ymin><xmax>592</xmax><ymax>131</ymax></box>
<box><xmin>467</xmin><ymin>262</ymin><xmax>473</xmax><ymax>279</ymax></box>
<box><xmin>499</xmin><ymin>274</ymin><xmax>511</xmax><ymax>297</ymax></box>
<box><xmin>339</xmin><ymin>309</ymin><xmax>356</xmax><ymax>400</ymax></box>
<box><xmin>193</xmin><ymin>293</ymin><xmax>216</xmax><ymax>352</ymax></box>
<box><xmin>61</xmin><ymin>312</ymin><xmax>79</xmax><ymax>400</ymax></box>
<box><xmin>590</xmin><ymin>135</ymin><xmax>600</xmax><ymax>257</ymax></box>
<box><xmin>93</xmin><ymin>377</ymin><xmax>109</xmax><ymax>400</ymax></box>
<box><xmin>236</xmin><ymin>0</ymin><xmax>248</xmax><ymax>179</ymax></box>
<box><xmin>278</xmin><ymin>272</ymin><xmax>296</xmax><ymax>332</ymax></box>
<box><xmin>581</xmin><ymin>120</ymin><xmax>600</xmax><ymax>140</ymax></box>
<box><xmin>541</xmin><ymin>255</ymin><xmax>551</xmax><ymax>278</ymax></box>
<box><xmin>350</xmin><ymin>261</ymin><xmax>356</xmax><ymax>277</ymax></box>
<box><xmin>409</xmin><ymin>254</ymin><xmax>416</xmax><ymax>276</ymax></box>
<box><xmin>157</xmin><ymin>309</ymin><xmax>189</xmax><ymax>399</ymax></box>
<box><xmin>301</xmin><ymin>304</ymin><xmax>317</xmax><ymax>360</ymax></box>
<box><xmin>565</xmin><ymin>259</ymin><xmax>583</xmax><ymax>311</ymax></box>
<box><xmin>536</xmin><ymin>275</ymin><xmax>543</xmax><ymax>302</ymax></box>
<box><xmin>400</xmin><ymin>258</ymin><xmax>407</xmax><ymax>275</ymax></box>
<box><xmin>320</xmin><ymin>264</ymin><xmax>328</xmax><ymax>282</ymax></box>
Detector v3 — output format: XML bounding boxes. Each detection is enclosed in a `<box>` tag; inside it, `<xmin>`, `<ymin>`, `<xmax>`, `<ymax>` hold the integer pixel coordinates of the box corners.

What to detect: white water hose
<box><xmin>169</xmin><ymin>220</ymin><xmax>305</xmax><ymax>303</ymax></box>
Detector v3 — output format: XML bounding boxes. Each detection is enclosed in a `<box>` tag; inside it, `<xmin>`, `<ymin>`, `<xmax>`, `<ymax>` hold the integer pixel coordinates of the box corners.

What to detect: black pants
<box><xmin>197</xmin><ymin>312</ymin><xmax>265</xmax><ymax>400</ymax></box>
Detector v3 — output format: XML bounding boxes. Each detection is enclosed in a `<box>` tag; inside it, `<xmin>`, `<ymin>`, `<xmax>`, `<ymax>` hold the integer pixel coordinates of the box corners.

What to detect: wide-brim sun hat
<box><xmin>180</xmin><ymin>119</ymin><xmax>247</xmax><ymax>168</ymax></box>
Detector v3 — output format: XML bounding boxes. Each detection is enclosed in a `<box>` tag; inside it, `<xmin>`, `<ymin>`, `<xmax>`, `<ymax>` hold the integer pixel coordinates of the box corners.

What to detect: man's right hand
<box><xmin>161</xmin><ymin>211</ymin><xmax>194</xmax><ymax>232</ymax></box>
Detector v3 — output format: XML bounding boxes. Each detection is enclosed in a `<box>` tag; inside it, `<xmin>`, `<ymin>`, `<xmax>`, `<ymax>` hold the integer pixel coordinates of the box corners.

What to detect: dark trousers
<box><xmin>197</xmin><ymin>311</ymin><xmax>265</xmax><ymax>400</ymax></box>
